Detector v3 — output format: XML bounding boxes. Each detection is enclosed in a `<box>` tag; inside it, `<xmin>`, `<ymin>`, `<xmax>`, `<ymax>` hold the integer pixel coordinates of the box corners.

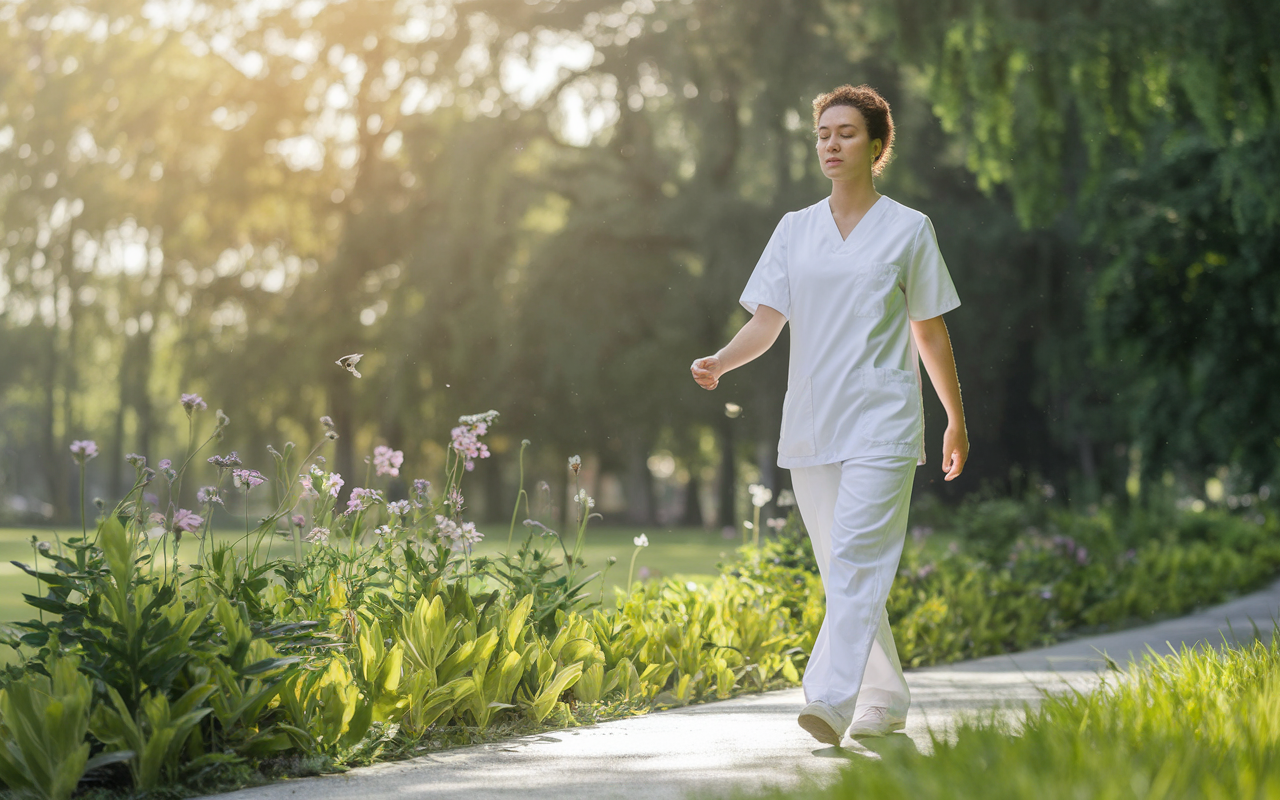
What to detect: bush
<box><xmin>741</xmin><ymin>496</ymin><xmax>1280</xmax><ymax>668</ymax></box>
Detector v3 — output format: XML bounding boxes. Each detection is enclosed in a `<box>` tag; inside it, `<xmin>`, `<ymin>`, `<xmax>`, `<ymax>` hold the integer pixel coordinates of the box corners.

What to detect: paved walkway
<box><xmin>200</xmin><ymin>578</ymin><xmax>1280</xmax><ymax>800</ymax></box>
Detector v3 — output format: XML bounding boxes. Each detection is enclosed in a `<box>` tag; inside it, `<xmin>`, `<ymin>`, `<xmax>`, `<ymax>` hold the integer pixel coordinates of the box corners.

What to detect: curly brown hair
<box><xmin>811</xmin><ymin>84</ymin><xmax>895</xmax><ymax>177</ymax></box>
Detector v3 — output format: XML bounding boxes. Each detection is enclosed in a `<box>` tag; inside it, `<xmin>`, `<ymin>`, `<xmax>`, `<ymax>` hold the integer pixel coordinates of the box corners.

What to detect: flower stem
<box><xmin>626</xmin><ymin>545</ymin><xmax>641</xmax><ymax>597</ymax></box>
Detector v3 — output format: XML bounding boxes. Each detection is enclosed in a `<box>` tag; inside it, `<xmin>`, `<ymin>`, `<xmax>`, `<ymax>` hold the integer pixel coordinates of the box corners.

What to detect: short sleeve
<box><xmin>739</xmin><ymin>213</ymin><xmax>791</xmax><ymax>319</ymax></box>
<box><xmin>904</xmin><ymin>215</ymin><xmax>961</xmax><ymax>321</ymax></box>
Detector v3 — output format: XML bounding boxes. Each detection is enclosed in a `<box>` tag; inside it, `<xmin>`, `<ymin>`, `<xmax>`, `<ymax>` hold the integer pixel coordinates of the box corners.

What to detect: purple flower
<box><xmin>143</xmin><ymin>492</ymin><xmax>159</xmax><ymax>506</ymax></box>
<box><xmin>412</xmin><ymin>479</ymin><xmax>430</xmax><ymax>508</ymax></box>
<box><xmin>292</xmin><ymin>514</ymin><xmax>306</xmax><ymax>528</ymax></box>
<box><xmin>180</xmin><ymin>393</ymin><xmax>207</xmax><ymax>413</ymax></box>
<box><xmin>373</xmin><ymin>445</ymin><xmax>404</xmax><ymax>478</ymax></box>
<box><xmin>434</xmin><ymin>515</ymin><xmax>479</xmax><ymax>552</ymax></box>
<box><xmin>197</xmin><ymin>486</ymin><xmax>223</xmax><ymax>506</ymax></box>
<box><xmin>387</xmin><ymin>500</ymin><xmax>412</xmax><ymax>517</ymax></box>
<box><xmin>232</xmin><ymin>468</ymin><xmax>266</xmax><ymax>489</ymax></box>
<box><xmin>915</xmin><ymin>564</ymin><xmax>936</xmax><ymax>580</ymax></box>
<box><xmin>158</xmin><ymin>459</ymin><xmax>172</xmax><ymax>470</ymax></box>
<box><xmin>70</xmin><ymin>440</ymin><xmax>98</xmax><ymax>464</ymax></box>
<box><xmin>1076</xmin><ymin>547</ymin><xmax>1089</xmax><ymax>565</ymax></box>
<box><xmin>450</xmin><ymin>411</ymin><xmax>498</xmax><ymax>471</ymax></box>
<box><xmin>345</xmin><ymin>487</ymin><xmax>382</xmax><ymax>514</ymax></box>
<box><xmin>208</xmin><ymin>451</ymin><xmax>242</xmax><ymax>469</ymax></box>
<box><xmin>446</xmin><ymin>487</ymin><xmax>464</xmax><ymax>514</ymax></box>
<box><xmin>172</xmin><ymin>508</ymin><xmax>203</xmax><ymax>532</ymax></box>
<box><xmin>1040</xmin><ymin>589</ymin><xmax>1054</xmax><ymax>600</ymax></box>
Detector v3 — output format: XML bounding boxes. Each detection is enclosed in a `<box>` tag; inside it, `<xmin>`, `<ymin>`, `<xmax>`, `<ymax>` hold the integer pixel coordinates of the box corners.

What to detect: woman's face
<box><xmin>815</xmin><ymin>104</ymin><xmax>881</xmax><ymax>181</ymax></box>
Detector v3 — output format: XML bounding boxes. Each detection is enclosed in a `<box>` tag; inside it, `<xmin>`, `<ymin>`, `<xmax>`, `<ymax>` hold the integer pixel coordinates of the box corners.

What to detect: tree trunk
<box><xmin>679</xmin><ymin>471</ymin><xmax>704</xmax><ymax>527</ymax></box>
<box><xmin>624</xmin><ymin>434</ymin><xmax>655</xmax><ymax>525</ymax></box>
<box><xmin>716</xmin><ymin>416</ymin><xmax>737</xmax><ymax>529</ymax></box>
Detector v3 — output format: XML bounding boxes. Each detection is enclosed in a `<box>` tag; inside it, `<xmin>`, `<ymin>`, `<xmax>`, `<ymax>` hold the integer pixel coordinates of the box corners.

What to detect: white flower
<box><xmin>633</xmin><ymin>534</ymin><xmax>649</xmax><ymax>548</ymax></box>
<box><xmin>568</xmin><ymin>454</ymin><xmax>582</xmax><ymax>474</ymax></box>
<box><xmin>374</xmin><ymin>525</ymin><xmax>394</xmax><ymax>537</ymax></box>
<box><xmin>776</xmin><ymin>489</ymin><xmax>796</xmax><ymax>508</ymax></box>
<box><xmin>749</xmin><ymin>483</ymin><xmax>773</xmax><ymax>508</ymax></box>
<box><xmin>575</xmin><ymin>488</ymin><xmax>594</xmax><ymax>509</ymax></box>
<box><xmin>303</xmin><ymin>527</ymin><xmax>330</xmax><ymax>545</ymax></box>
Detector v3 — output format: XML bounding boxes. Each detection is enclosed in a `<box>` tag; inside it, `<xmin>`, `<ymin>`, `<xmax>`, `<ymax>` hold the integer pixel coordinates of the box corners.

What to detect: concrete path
<box><xmin>200</xmin><ymin>578</ymin><xmax>1280</xmax><ymax>800</ymax></box>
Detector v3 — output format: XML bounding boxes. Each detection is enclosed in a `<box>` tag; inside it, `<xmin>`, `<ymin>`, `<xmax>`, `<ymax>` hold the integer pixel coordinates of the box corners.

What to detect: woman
<box><xmin>689</xmin><ymin>84</ymin><xmax>968</xmax><ymax>747</ymax></box>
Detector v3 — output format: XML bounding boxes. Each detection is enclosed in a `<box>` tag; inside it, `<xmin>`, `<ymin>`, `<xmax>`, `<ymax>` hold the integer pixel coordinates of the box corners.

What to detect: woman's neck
<box><xmin>828</xmin><ymin>178</ymin><xmax>880</xmax><ymax>216</ymax></box>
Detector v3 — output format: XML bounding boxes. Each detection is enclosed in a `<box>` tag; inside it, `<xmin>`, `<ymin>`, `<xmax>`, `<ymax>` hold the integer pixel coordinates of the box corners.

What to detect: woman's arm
<box><xmin>690</xmin><ymin>305</ymin><xmax>787</xmax><ymax>390</ymax></box>
<box><xmin>910</xmin><ymin>315</ymin><xmax>969</xmax><ymax>480</ymax></box>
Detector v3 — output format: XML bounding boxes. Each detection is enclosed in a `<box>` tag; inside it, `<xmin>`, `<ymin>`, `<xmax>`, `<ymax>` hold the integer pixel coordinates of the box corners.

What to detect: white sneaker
<box><xmin>847</xmin><ymin>706</ymin><xmax>906</xmax><ymax>738</ymax></box>
<box><xmin>797</xmin><ymin>700</ymin><xmax>847</xmax><ymax>745</ymax></box>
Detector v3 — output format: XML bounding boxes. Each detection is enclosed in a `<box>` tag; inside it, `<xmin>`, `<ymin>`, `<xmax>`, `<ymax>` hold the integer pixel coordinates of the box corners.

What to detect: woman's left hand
<box><xmin>941</xmin><ymin>423</ymin><xmax>968</xmax><ymax>481</ymax></box>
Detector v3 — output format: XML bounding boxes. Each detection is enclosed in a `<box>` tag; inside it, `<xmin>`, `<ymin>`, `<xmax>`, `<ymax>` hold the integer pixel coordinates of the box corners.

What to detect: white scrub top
<box><xmin>739</xmin><ymin>194</ymin><xmax>961</xmax><ymax>469</ymax></box>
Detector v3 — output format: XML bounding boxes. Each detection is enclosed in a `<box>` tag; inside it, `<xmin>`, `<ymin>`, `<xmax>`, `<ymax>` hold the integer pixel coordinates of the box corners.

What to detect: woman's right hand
<box><xmin>690</xmin><ymin>355</ymin><xmax>722</xmax><ymax>390</ymax></box>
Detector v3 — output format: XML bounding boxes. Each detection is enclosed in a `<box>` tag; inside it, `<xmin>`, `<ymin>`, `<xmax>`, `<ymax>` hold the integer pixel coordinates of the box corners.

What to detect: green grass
<box><xmin>0</xmin><ymin>523</ymin><xmax>745</xmax><ymax>623</ymax></box>
<box><xmin>711</xmin><ymin>631</ymin><xmax>1280</xmax><ymax>800</ymax></box>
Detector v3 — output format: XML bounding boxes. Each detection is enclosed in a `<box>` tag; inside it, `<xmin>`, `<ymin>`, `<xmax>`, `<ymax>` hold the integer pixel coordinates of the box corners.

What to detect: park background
<box><xmin>3</xmin><ymin>0</ymin><xmax>1277</xmax><ymax>537</ymax></box>
<box><xmin>1</xmin><ymin>1</ymin><xmax>1279</xmax><ymax>797</ymax></box>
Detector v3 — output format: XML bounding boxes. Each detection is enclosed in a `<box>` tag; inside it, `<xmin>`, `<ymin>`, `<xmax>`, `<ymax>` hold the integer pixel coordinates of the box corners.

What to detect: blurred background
<box><xmin>1</xmin><ymin>0</ymin><xmax>1277</xmax><ymax>534</ymax></box>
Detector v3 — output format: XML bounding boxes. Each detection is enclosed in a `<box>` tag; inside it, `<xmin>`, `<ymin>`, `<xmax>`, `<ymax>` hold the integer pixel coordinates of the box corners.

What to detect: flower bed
<box><xmin>0</xmin><ymin>399</ymin><xmax>822</xmax><ymax>798</ymax></box>
<box><xmin>0</xmin><ymin>394</ymin><xmax>1275</xmax><ymax>798</ymax></box>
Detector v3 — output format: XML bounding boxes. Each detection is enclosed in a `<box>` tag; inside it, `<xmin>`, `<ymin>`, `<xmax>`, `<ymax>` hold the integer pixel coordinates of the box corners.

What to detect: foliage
<box><xmin>723</xmin><ymin>627</ymin><xmax>1280</xmax><ymax>800</ymax></box>
<box><xmin>887</xmin><ymin>0</ymin><xmax>1280</xmax><ymax>482</ymax></box>
<box><xmin>0</xmin><ymin>654</ymin><xmax>111</xmax><ymax>800</ymax></box>
<box><xmin>0</xmin><ymin>401</ymin><xmax>826</xmax><ymax>796</ymax></box>
<box><xmin>745</xmin><ymin>499</ymin><xmax>1280</xmax><ymax>668</ymax></box>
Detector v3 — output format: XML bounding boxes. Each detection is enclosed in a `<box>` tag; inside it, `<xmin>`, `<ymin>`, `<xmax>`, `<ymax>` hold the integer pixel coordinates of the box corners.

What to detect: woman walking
<box><xmin>690</xmin><ymin>84</ymin><xmax>968</xmax><ymax>746</ymax></box>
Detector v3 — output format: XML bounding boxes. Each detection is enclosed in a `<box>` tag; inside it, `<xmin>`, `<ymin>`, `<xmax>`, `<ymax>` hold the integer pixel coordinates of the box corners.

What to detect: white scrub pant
<box><xmin>790</xmin><ymin>454</ymin><xmax>915</xmax><ymax>726</ymax></box>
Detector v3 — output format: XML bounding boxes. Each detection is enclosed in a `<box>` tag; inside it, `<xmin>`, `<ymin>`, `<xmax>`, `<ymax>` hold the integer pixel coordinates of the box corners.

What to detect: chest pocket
<box><xmin>848</xmin><ymin>262</ymin><xmax>903</xmax><ymax>318</ymax></box>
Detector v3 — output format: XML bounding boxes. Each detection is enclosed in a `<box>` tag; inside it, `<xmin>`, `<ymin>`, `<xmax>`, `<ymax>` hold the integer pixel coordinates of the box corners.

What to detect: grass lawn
<box><xmin>713</xmin><ymin>633</ymin><xmax>1280</xmax><ymax>800</ymax></box>
<box><xmin>0</xmin><ymin>523</ymin><xmax>752</xmax><ymax>624</ymax></box>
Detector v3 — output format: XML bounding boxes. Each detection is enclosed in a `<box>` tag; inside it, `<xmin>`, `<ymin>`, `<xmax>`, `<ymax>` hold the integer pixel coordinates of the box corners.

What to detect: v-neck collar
<box><xmin>824</xmin><ymin>194</ymin><xmax>887</xmax><ymax>249</ymax></box>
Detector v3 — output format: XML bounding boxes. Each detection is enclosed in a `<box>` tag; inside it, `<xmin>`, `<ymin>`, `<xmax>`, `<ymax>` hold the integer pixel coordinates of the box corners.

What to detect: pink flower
<box><xmin>172</xmin><ymin>508</ymin><xmax>203</xmax><ymax>532</ymax></box>
<box><xmin>321</xmin><ymin>472</ymin><xmax>344</xmax><ymax>497</ymax></box>
<box><xmin>70</xmin><ymin>440</ymin><xmax>98</xmax><ymax>464</ymax></box>
<box><xmin>373</xmin><ymin>445</ymin><xmax>404</xmax><ymax>478</ymax></box>
<box><xmin>449</xmin><ymin>411</ymin><xmax>498</xmax><ymax>471</ymax></box>
<box><xmin>292</xmin><ymin>514</ymin><xmax>306</xmax><ymax>528</ymax></box>
<box><xmin>298</xmin><ymin>475</ymin><xmax>319</xmax><ymax>499</ymax></box>
<box><xmin>208</xmin><ymin>451</ymin><xmax>242</xmax><ymax>469</ymax></box>
<box><xmin>345</xmin><ymin>487</ymin><xmax>382</xmax><ymax>515</ymax></box>
<box><xmin>446</xmin><ymin>487</ymin><xmax>464</xmax><ymax>514</ymax></box>
<box><xmin>197</xmin><ymin>486</ymin><xmax>223</xmax><ymax>506</ymax></box>
<box><xmin>232</xmin><ymin>469</ymin><xmax>266</xmax><ymax>489</ymax></box>
<box><xmin>180</xmin><ymin>393</ymin><xmax>207</xmax><ymax>413</ymax></box>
